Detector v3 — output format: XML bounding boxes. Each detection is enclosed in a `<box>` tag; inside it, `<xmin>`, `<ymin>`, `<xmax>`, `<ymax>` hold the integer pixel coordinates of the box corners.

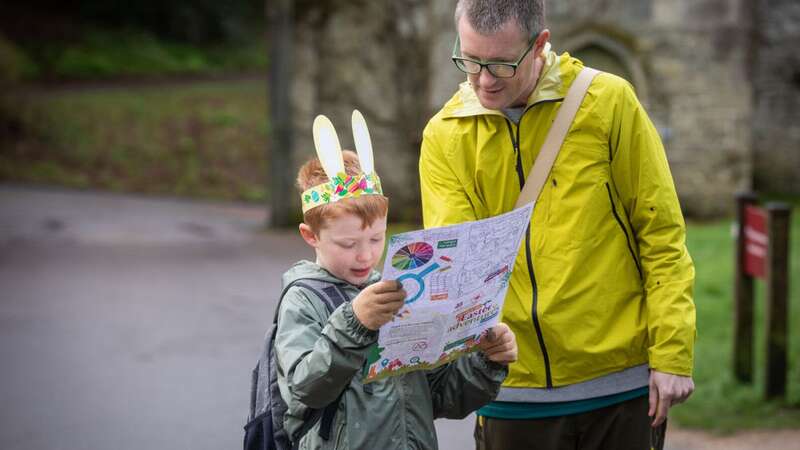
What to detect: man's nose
<box><xmin>479</xmin><ymin>67</ymin><xmax>497</xmax><ymax>86</ymax></box>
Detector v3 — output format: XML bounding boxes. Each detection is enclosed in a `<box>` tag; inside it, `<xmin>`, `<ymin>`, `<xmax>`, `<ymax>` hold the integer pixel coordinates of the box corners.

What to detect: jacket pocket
<box><xmin>332</xmin><ymin>420</ymin><xmax>346</xmax><ymax>450</ymax></box>
<box><xmin>552</xmin><ymin>177</ymin><xmax>608</xmax><ymax>251</ymax></box>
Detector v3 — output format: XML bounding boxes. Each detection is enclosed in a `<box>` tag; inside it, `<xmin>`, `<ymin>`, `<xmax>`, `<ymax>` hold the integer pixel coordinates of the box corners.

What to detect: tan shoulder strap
<box><xmin>515</xmin><ymin>67</ymin><xmax>600</xmax><ymax>209</ymax></box>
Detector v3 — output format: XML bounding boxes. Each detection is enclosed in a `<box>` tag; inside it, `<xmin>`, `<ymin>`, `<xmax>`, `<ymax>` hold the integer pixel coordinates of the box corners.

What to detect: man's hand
<box><xmin>351</xmin><ymin>280</ymin><xmax>406</xmax><ymax>330</ymax></box>
<box><xmin>477</xmin><ymin>323</ymin><xmax>517</xmax><ymax>365</ymax></box>
<box><xmin>648</xmin><ymin>370</ymin><xmax>694</xmax><ymax>427</ymax></box>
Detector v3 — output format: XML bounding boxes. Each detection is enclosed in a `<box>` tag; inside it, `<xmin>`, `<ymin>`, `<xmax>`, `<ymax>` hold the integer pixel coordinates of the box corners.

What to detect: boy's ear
<box><xmin>298</xmin><ymin>223</ymin><xmax>319</xmax><ymax>247</ymax></box>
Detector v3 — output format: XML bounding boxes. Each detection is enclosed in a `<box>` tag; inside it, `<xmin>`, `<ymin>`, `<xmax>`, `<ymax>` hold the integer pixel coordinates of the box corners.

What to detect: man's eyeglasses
<box><xmin>451</xmin><ymin>33</ymin><xmax>538</xmax><ymax>79</ymax></box>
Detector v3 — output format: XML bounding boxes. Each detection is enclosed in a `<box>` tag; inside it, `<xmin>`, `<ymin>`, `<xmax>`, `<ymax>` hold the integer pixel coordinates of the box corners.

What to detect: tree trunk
<box><xmin>266</xmin><ymin>0</ymin><xmax>295</xmax><ymax>228</ymax></box>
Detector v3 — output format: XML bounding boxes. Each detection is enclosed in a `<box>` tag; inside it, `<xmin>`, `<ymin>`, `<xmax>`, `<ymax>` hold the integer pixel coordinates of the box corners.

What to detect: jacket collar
<box><xmin>442</xmin><ymin>44</ymin><xmax>566</xmax><ymax>119</ymax></box>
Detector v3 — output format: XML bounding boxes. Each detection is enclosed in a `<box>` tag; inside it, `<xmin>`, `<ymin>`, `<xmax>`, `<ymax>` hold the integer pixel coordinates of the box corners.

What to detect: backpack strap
<box><xmin>274</xmin><ymin>278</ymin><xmax>350</xmax><ymax>324</ymax></box>
<box><xmin>317</xmin><ymin>390</ymin><xmax>345</xmax><ymax>441</ymax></box>
<box><xmin>275</xmin><ymin>277</ymin><xmax>352</xmax><ymax>444</ymax></box>
<box><xmin>515</xmin><ymin>67</ymin><xmax>600</xmax><ymax>209</ymax></box>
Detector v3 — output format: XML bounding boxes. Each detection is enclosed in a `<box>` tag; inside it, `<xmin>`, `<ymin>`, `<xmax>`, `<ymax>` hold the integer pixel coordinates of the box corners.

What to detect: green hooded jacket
<box><xmin>275</xmin><ymin>260</ymin><xmax>507</xmax><ymax>449</ymax></box>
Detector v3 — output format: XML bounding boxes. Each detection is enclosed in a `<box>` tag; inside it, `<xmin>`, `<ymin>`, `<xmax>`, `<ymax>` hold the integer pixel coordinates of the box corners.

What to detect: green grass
<box><xmin>669</xmin><ymin>209</ymin><xmax>800</xmax><ymax>431</ymax></box>
<box><xmin>0</xmin><ymin>79</ymin><xmax>268</xmax><ymax>202</ymax></box>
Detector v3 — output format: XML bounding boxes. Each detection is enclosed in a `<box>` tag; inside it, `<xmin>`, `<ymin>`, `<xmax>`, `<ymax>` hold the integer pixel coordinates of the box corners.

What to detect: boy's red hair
<box><xmin>296</xmin><ymin>150</ymin><xmax>388</xmax><ymax>234</ymax></box>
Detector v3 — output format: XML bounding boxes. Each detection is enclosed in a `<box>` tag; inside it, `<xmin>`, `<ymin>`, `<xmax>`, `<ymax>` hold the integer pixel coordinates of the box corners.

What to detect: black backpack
<box><xmin>244</xmin><ymin>278</ymin><xmax>350</xmax><ymax>450</ymax></box>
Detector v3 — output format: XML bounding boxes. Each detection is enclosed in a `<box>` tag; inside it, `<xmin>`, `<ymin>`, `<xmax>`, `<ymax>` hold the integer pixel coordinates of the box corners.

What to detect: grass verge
<box><xmin>669</xmin><ymin>209</ymin><xmax>800</xmax><ymax>431</ymax></box>
<box><xmin>0</xmin><ymin>78</ymin><xmax>268</xmax><ymax>202</ymax></box>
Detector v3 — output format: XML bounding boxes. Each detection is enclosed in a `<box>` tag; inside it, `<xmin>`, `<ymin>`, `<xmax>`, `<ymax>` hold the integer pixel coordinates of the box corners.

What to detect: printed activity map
<box><xmin>364</xmin><ymin>202</ymin><xmax>534</xmax><ymax>382</ymax></box>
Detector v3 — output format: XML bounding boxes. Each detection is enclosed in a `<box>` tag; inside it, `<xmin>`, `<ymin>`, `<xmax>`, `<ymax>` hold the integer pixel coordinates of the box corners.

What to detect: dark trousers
<box><xmin>474</xmin><ymin>395</ymin><xmax>666</xmax><ymax>450</ymax></box>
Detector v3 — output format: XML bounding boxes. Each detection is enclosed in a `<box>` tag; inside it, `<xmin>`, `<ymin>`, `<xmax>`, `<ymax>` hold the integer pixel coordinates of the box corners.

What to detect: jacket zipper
<box><xmin>333</xmin><ymin>419</ymin><xmax>345</xmax><ymax>449</ymax></box>
<box><xmin>505</xmin><ymin>119</ymin><xmax>553</xmax><ymax>388</ymax></box>
<box><xmin>605</xmin><ymin>182</ymin><xmax>643</xmax><ymax>279</ymax></box>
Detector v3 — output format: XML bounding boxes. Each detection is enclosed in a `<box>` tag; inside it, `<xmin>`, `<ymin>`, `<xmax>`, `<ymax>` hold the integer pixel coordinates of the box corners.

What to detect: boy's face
<box><xmin>300</xmin><ymin>212</ymin><xmax>387</xmax><ymax>286</ymax></box>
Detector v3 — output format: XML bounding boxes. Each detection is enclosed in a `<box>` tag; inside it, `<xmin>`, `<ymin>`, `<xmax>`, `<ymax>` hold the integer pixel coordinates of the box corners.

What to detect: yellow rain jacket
<box><xmin>419</xmin><ymin>50</ymin><xmax>695</xmax><ymax>400</ymax></box>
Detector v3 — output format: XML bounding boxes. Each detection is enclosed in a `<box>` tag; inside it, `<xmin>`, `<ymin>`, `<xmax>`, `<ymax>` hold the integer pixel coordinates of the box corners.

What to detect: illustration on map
<box><xmin>364</xmin><ymin>202</ymin><xmax>534</xmax><ymax>382</ymax></box>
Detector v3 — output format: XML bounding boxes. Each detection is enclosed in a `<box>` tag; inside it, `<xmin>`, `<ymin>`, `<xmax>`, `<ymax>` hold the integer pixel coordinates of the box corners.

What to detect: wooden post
<box><xmin>734</xmin><ymin>192</ymin><xmax>758</xmax><ymax>382</ymax></box>
<box><xmin>266</xmin><ymin>0</ymin><xmax>295</xmax><ymax>228</ymax></box>
<box><xmin>764</xmin><ymin>202</ymin><xmax>791</xmax><ymax>399</ymax></box>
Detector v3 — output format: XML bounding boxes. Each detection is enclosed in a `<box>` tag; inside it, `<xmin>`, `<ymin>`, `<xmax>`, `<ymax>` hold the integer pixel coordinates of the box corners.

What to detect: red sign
<box><xmin>743</xmin><ymin>205</ymin><xmax>768</xmax><ymax>278</ymax></box>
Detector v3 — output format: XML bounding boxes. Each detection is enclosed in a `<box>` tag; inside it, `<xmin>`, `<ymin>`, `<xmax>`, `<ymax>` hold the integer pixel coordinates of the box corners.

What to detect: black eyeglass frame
<box><xmin>451</xmin><ymin>32</ymin><xmax>539</xmax><ymax>78</ymax></box>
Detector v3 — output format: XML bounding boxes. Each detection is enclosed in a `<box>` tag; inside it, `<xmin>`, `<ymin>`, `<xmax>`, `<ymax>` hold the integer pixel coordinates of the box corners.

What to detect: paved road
<box><xmin>0</xmin><ymin>186</ymin><xmax>476</xmax><ymax>450</ymax></box>
<box><xmin>1</xmin><ymin>186</ymin><xmax>737</xmax><ymax>450</ymax></box>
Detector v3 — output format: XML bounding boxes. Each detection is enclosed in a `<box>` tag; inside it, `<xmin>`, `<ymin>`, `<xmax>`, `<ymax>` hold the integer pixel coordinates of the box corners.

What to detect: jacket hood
<box><xmin>281</xmin><ymin>260</ymin><xmax>381</xmax><ymax>290</ymax></box>
<box><xmin>441</xmin><ymin>44</ymin><xmax>573</xmax><ymax>119</ymax></box>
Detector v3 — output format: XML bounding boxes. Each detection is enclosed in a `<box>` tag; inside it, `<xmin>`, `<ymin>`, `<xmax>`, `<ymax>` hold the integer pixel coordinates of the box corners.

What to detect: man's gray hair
<box><xmin>454</xmin><ymin>0</ymin><xmax>545</xmax><ymax>38</ymax></box>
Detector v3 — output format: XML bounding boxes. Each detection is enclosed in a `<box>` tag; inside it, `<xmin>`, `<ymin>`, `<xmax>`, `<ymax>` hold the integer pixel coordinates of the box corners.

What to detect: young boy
<box><xmin>276</xmin><ymin>150</ymin><xmax>517</xmax><ymax>449</ymax></box>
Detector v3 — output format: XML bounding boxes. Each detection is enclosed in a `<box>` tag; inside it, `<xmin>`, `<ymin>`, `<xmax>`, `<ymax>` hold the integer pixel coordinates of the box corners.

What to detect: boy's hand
<box><xmin>477</xmin><ymin>323</ymin><xmax>517</xmax><ymax>365</ymax></box>
<box><xmin>352</xmin><ymin>280</ymin><xmax>406</xmax><ymax>330</ymax></box>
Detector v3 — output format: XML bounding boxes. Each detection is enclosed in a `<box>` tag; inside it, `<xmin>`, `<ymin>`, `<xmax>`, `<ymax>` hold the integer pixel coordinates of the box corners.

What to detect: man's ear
<box><xmin>535</xmin><ymin>29</ymin><xmax>551</xmax><ymax>57</ymax></box>
<box><xmin>299</xmin><ymin>223</ymin><xmax>320</xmax><ymax>247</ymax></box>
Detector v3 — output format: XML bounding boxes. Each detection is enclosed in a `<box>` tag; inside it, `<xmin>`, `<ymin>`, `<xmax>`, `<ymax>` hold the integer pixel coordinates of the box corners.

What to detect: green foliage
<box><xmin>670</xmin><ymin>213</ymin><xmax>800</xmax><ymax>431</ymax></box>
<box><xmin>9</xmin><ymin>0</ymin><xmax>263</xmax><ymax>44</ymax></box>
<box><xmin>0</xmin><ymin>79</ymin><xmax>268</xmax><ymax>202</ymax></box>
<box><xmin>73</xmin><ymin>0</ymin><xmax>263</xmax><ymax>43</ymax></box>
<box><xmin>24</xmin><ymin>29</ymin><xmax>267</xmax><ymax>80</ymax></box>
<box><xmin>0</xmin><ymin>35</ymin><xmax>39</xmax><ymax>82</ymax></box>
<box><xmin>3</xmin><ymin>1</ymin><xmax>267</xmax><ymax>80</ymax></box>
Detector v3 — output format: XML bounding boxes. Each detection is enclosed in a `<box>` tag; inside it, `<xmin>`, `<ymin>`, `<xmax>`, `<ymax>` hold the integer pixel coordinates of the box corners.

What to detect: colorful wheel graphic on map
<box><xmin>392</xmin><ymin>242</ymin><xmax>434</xmax><ymax>270</ymax></box>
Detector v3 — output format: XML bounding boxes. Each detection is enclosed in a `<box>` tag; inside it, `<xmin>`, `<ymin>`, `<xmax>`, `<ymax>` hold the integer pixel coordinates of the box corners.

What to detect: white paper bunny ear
<box><xmin>351</xmin><ymin>109</ymin><xmax>375</xmax><ymax>175</ymax></box>
<box><xmin>312</xmin><ymin>114</ymin><xmax>345</xmax><ymax>178</ymax></box>
<box><xmin>301</xmin><ymin>111</ymin><xmax>383</xmax><ymax>213</ymax></box>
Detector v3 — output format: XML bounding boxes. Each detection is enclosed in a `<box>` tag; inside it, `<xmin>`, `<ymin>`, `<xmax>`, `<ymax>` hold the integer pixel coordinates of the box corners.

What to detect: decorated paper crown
<box><xmin>301</xmin><ymin>110</ymin><xmax>383</xmax><ymax>213</ymax></box>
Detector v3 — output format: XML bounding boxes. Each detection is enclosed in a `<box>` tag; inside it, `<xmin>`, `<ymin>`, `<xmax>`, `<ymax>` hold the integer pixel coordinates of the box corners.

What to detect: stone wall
<box><xmin>290</xmin><ymin>0</ymin><xmax>435</xmax><ymax>222</ymax></box>
<box><xmin>286</xmin><ymin>0</ymin><xmax>796</xmax><ymax>219</ymax></box>
<box><xmin>752</xmin><ymin>0</ymin><xmax>800</xmax><ymax>195</ymax></box>
<box><xmin>548</xmin><ymin>0</ymin><xmax>753</xmax><ymax>217</ymax></box>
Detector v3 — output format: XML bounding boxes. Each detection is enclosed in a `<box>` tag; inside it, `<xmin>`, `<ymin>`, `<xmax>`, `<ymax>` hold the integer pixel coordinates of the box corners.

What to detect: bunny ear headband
<box><xmin>301</xmin><ymin>110</ymin><xmax>383</xmax><ymax>213</ymax></box>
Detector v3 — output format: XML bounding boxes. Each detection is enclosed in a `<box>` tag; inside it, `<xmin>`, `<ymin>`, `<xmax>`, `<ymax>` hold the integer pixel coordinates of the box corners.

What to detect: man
<box><xmin>418</xmin><ymin>1</ymin><xmax>696</xmax><ymax>448</ymax></box>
